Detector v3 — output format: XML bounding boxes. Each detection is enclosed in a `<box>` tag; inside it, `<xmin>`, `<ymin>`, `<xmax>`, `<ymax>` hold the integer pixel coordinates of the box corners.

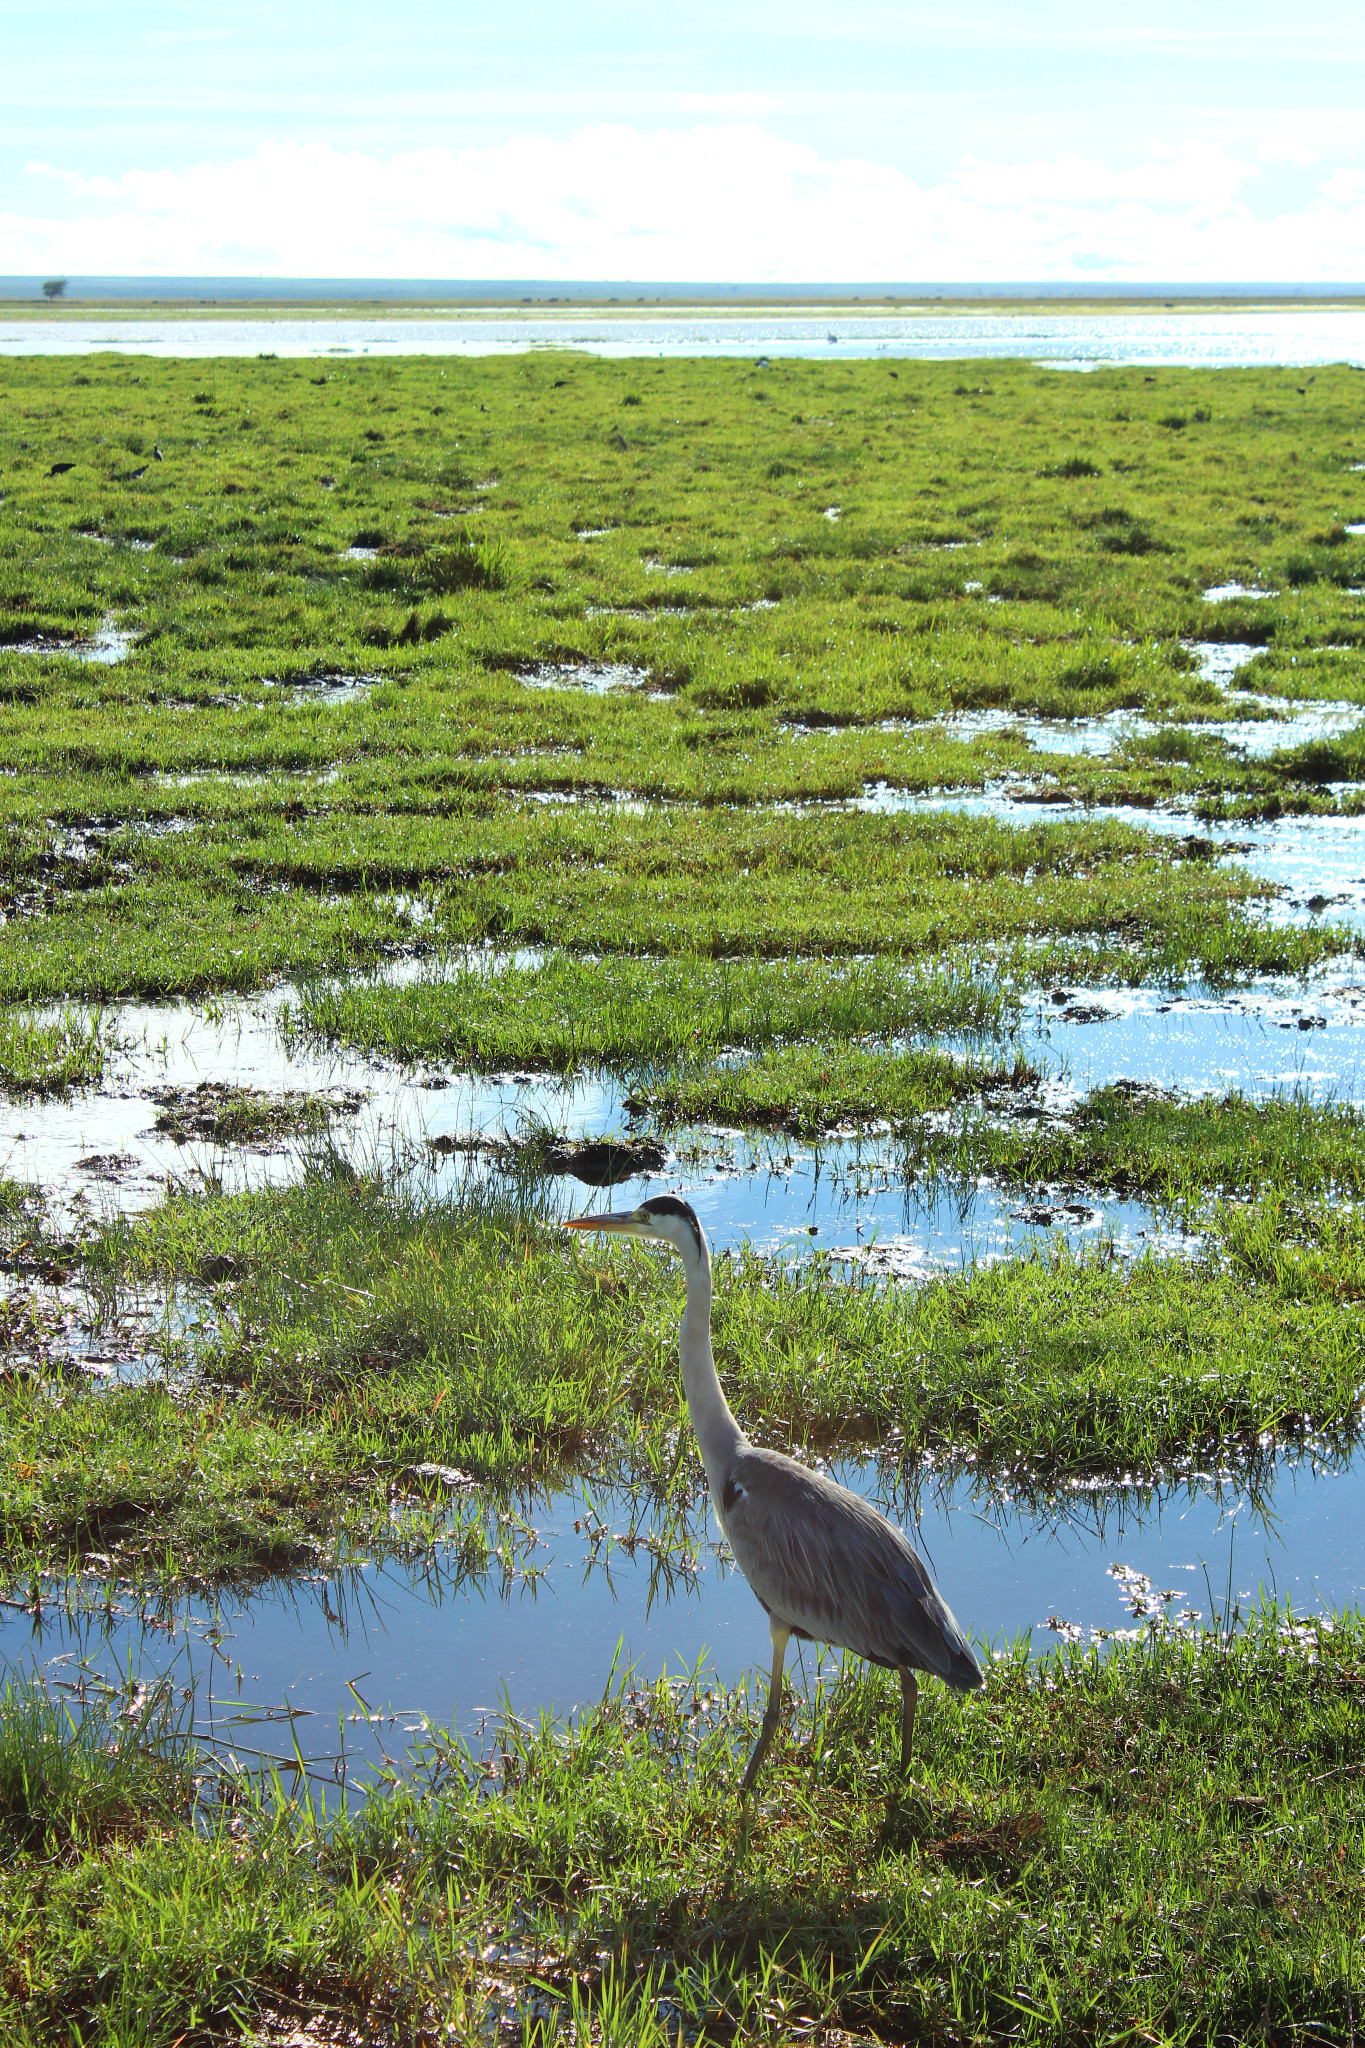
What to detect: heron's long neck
<box><xmin>678</xmin><ymin>1250</ymin><xmax>744</xmax><ymax>1497</ymax></box>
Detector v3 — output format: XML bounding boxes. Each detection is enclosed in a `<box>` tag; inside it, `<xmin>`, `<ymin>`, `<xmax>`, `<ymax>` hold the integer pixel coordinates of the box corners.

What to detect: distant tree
<box><xmin>41</xmin><ymin>278</ymin><xmax>67</xmax><ymax>301</ymax></box>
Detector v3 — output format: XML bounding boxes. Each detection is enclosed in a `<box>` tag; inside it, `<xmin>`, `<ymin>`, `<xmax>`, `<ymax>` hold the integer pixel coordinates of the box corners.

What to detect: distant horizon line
<box><xmin>4</xmin><ymin>276</ymin><xmax>1365</xmax><ymax>307</ymax></box>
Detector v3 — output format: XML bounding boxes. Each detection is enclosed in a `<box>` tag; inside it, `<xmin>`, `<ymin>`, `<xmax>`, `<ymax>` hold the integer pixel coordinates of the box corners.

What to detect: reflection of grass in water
<box><xmin>0</xmin><ymin>1008</ymin><xmax>109</xmax><ymax>1095</ymax></box>
<box><xmin>2</xmin><ymin>1611</ymin><xmax>1359</xmax><ymax>2043</ymax></box>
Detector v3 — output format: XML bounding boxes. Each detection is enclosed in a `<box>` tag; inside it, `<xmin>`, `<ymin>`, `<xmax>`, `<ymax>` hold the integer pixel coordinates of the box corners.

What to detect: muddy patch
<box><xmin>73</xmin><ymin>1151</ymin><xmax>142</xmax><ymax>1183</ymax></box>
<box><xmin>283</xmin><ymin>672</ymin><xmax>383</xmax><ymax>707</ymax></box>
<box><xmin>147</xmin><ymin>1081</ymin><xmax>366</xmax><ymax>1149</ymax></box>
<box><xmin>0</xmin><ymin>1265</ymin><xmax>188</xmax><ymax>1384</ymax></box>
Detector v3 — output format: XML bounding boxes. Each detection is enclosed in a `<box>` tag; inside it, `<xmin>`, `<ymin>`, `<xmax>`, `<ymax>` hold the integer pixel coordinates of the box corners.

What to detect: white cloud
<box><xmin>6</xmin><ymin>125</ymin><xmax>1365</xmax><ymax>281</ymax></box>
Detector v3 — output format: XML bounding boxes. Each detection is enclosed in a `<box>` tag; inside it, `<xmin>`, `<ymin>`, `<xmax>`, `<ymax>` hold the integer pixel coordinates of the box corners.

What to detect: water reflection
<box><xmin>1017</xmin><ymin>977</ymin><xmax>1365</xmax><ymax>1107</ymax></box>
<box><xmin>2</xmin><ymin>1449</ymin><xmax>1358</xmax><ymax>1792</ymax></box>
<box><xmin>1</xmin><ymin>985</ymin><xmax>1181</xmax><ymax>1268</ymax></box>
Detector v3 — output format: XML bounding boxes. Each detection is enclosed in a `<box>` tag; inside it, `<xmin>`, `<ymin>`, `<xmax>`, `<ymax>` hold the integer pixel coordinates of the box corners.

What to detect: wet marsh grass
<box><xmin>2</xmin><ymin>354</ymin><xmax>1364</xmax><ymax>1010</ymax></box>
<box><xmin>645</xmin><ymin>1039</ymin><xmax>1043</xmax><ymax>1135</ymax></box>
<box><xmin>285</xmin><ymin>950</ymin><xmax>1020</xmax><ymax>1073</ymax></box>
<box><xmin>8</xmin><ymin>796</ymin><xmax>1350</xmax><ymax>1008</ymax></box>
<box><xmin>0</xmin><ymin>1675</ymin><xmax>192</xmax><ymax>1856</ymax></box>
<box><xmin>148</xmin><ymin>1079</ymin><xmax>362</xmax><ymax>1147</ymax></box>
<box><xmin>0</xmin><ymin>1006</ymin><xmax>110</xmax><ymax>1093</ymax></box>
<box><xmin>1</xmin><ymin>1613</ymin><xmax>1360</xmax><ymax>2044</ymax></box>
<box><xmin>897</xmin><ymin>1080</ymin><xmax>1365</xmax><ymax>1206</ymax></box>
<box><xmin>3</xmin><ymin>350</ymin><xmax>1365</xmax><ymax>2039</ymax></box>
<box><xmin>2</xmin><ymin>1169</ymin><xmax>1356</xmax><ymax>1591</ymax></box>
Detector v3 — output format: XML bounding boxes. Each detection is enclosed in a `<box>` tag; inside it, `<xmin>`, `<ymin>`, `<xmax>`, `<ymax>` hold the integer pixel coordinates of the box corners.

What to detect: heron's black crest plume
<box><xmin>638</xmin><ymin>1194</ymin><xmax>705</xmax><ymax>1261</ymax></box>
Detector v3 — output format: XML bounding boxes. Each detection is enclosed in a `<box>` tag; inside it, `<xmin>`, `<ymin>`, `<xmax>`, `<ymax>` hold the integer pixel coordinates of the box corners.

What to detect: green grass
<box><xmin>647</xmin><ymin>1040</ymin><xmax>1042</xmax><ymax>1133</ymax></box>
<box><xmin>1</xmin><ymin>1172</ymin><xmax>1355</xmax><ymax>1589</ymax></box>
<box><xmin>2</xmin><ymin>1614</ymin><xmax>1360</xmax><ymax>2044</ymax></box>
<box><xmin>2</xmin><ymin>349</ymin><xmax>1363</xmax><ymax>2040</ymax></box>
<box><xmin>8</xmin><ymin>798</ymin><xmax>1351</xmax><ymax>1007</ymax></box>
<box><xmin>0</xmin><ymin>1677</ymin><xmax>191</xmax><ymax>1857</ymax></box>
<box><xmin>285</xmin><ymin>952</ymin><xmax>1020</xmax><ymax>1071</ymax></box>
<box><xmin>0</xmin><ymin>1006</ymin><xmax>109</xmax><ymax>1094</ymax></box>
<box><xmin>2</xmin><ymin>354</ymin><xmax>1363</xmax><ymax>1005</ymax></box>
<box><xmin>897</xmin><ymin>1083</ymin><xmax>1365</xmax><ymax>1207</ymax></box>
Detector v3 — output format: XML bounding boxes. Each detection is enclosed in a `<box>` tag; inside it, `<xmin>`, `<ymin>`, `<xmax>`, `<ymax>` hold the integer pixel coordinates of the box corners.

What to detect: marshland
<box><xmin>1</xmin><ymin>343</ymin><xmax>1363</xmax><ymax>2044</ymax></box>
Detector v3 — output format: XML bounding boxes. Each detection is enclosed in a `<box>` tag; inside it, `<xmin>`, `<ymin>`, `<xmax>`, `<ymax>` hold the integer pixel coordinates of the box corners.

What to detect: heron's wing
<box><xmin>720</xmin><ymin>1447</ymin><xmax>981</xmax><ymax>1687</ymax></box>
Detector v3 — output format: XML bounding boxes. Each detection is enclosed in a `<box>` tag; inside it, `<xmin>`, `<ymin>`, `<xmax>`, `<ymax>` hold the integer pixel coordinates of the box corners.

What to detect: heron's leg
<box><xmin>899</xmin><ymin>1669</ymin><xmax>919</xmax><ymax>1775</ymax></box>
<box><xmin>741</xmin><ymin>1623</ymin><xmax>790</xmax><ymax>1796</ymax></box>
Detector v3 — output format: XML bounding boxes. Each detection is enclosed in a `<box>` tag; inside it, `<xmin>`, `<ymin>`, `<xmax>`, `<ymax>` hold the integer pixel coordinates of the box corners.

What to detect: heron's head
<box><xmin>564</xmin><ymin>1193</ymin><xmax>708</xmax><ymax>1271</ymax></box>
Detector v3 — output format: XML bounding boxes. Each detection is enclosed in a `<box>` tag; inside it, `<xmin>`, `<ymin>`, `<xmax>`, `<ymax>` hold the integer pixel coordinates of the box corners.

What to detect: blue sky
<box><xmin>3</xmin><ymin>2</ymin><xmax>1363</xmax><ymax>281</ymax></box>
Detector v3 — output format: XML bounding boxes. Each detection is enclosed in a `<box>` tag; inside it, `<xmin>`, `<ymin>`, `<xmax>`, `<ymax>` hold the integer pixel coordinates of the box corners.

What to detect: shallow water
<box><xmin>1187</xmin><ymin>640</ymin><xmax>1263</xmax><ymax>686</ymax></box>
<box><xmin>3</xmin><ymin>308</ymin><xmax>1365</xmax><ymax>368</ymax></box>
<box><xmin>938</xmin><ymin>699</ymin><xmax>1364</xmax><ymax>762</ymax></box>
<box><xmin>0</xmin><ymin>986</ymin><xmax>1178</xmax><ymax>1282</ymax></box>
<box><xmin>4</xmin><ymin>616</ymin><xmax>135</xmax><ymax>663</ymax></box>
<box><xmin>2</xmin><ymin>1449</ymin><xmax>1356</xmax><ymax>1788</ymax></box>
<box><xmin>1018</xmin><ymin>978</ymin><xmax>1365</xmax><ymax>1108</ymax></box>
<box><xmin>1203</xmin><ymin>582</ymin><xmax>1277</xmax><ymax>603</ymax></box>
<box><xmin>520</xmin><ymin>662</ymin><xmax>651</xmax><ymax>694</ymax></box>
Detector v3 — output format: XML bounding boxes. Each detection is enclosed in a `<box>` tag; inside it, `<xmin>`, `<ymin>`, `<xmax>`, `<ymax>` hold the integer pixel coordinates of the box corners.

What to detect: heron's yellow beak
<box><xmin>563</xmin><ymin>1210</ymin><xmax>643</xmax><ymax>1234</ymax></box>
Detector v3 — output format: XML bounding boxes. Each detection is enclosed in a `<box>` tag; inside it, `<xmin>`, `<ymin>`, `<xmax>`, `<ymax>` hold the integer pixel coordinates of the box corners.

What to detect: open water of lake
<box><xmin>3</xmin><ymin>307</ymin><xmax>1365</xmax><ymax>366</ymax></box>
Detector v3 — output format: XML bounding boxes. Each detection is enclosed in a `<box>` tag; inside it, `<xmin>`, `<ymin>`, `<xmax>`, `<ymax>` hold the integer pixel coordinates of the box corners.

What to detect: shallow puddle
<box><xmin>937</xmin><ymin>699</ymin><xmax>1363</xmax><ymax>761</ymax></box>
<box><xmin>1203</xmin><ymin>582</ymin><xmax>1276</xmax><ymax>603</ymax></box>
<box><xmin>2</xmin><ymin>1449</ymin><xmax>1356</xmax><ymax>1790</ymax></box>
<box><xmin>1185</xmin><ymin>640</ymin><xmax>1262</xmax><ymax>686</ymax></box>
<box><xmin>1203</xmin><ymin>700</ymin><xmax>1364</xmax><ymax>759</ymax></box>
<box><xmin>1019</xmin><ymin>977</ymin><xmax>1365</xmax><ymax>1108</ymax></box>
<box><xmin>941</xmin><ymin>708</ymin><xmax>1154</xmax><ymax>757</ymax></box>
<box><xmin>0</xmin><ymin>990</ymin><xmax>1178</xmax><ymax>1278</ymax></box>
<box><xmin>285</xmin><ymin>672</ymin><xmax>382</xmax><ymax>707</ymax></box>
<box><xmin>5</xmin><ymin>616</ymin><xmax>136</xmax><ymax>663</ymax></box>
<box><xmin>520</xmin><ymin>662</ymin><xmax>651</xmax><ymax>693</ymax></box>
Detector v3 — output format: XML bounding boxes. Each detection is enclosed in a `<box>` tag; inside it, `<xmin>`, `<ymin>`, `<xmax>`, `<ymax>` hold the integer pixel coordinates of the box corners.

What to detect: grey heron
<box><xmin>565</xmin><ymin>1194</ymin><xmax>983</xmax><ymax>1793</ymax></box>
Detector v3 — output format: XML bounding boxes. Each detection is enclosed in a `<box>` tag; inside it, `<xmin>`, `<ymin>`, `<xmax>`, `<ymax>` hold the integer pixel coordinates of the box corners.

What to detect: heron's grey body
<box><xmin>565</xmin><ymin>1192</ymin><xmax>983</xmax><ymax>1791</ymax></box>
<box><xmin>717</xmin><ymin>1445</ymin><xmax>981</xmax><ymax>1689</ymax></box>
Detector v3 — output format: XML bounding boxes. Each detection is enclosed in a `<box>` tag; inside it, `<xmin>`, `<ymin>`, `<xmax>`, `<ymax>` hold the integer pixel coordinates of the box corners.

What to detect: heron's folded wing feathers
<box><xmin>721</xmin><ymin>1448</ymin><xmax>978</xmax><ymax>1684</ymax></box>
